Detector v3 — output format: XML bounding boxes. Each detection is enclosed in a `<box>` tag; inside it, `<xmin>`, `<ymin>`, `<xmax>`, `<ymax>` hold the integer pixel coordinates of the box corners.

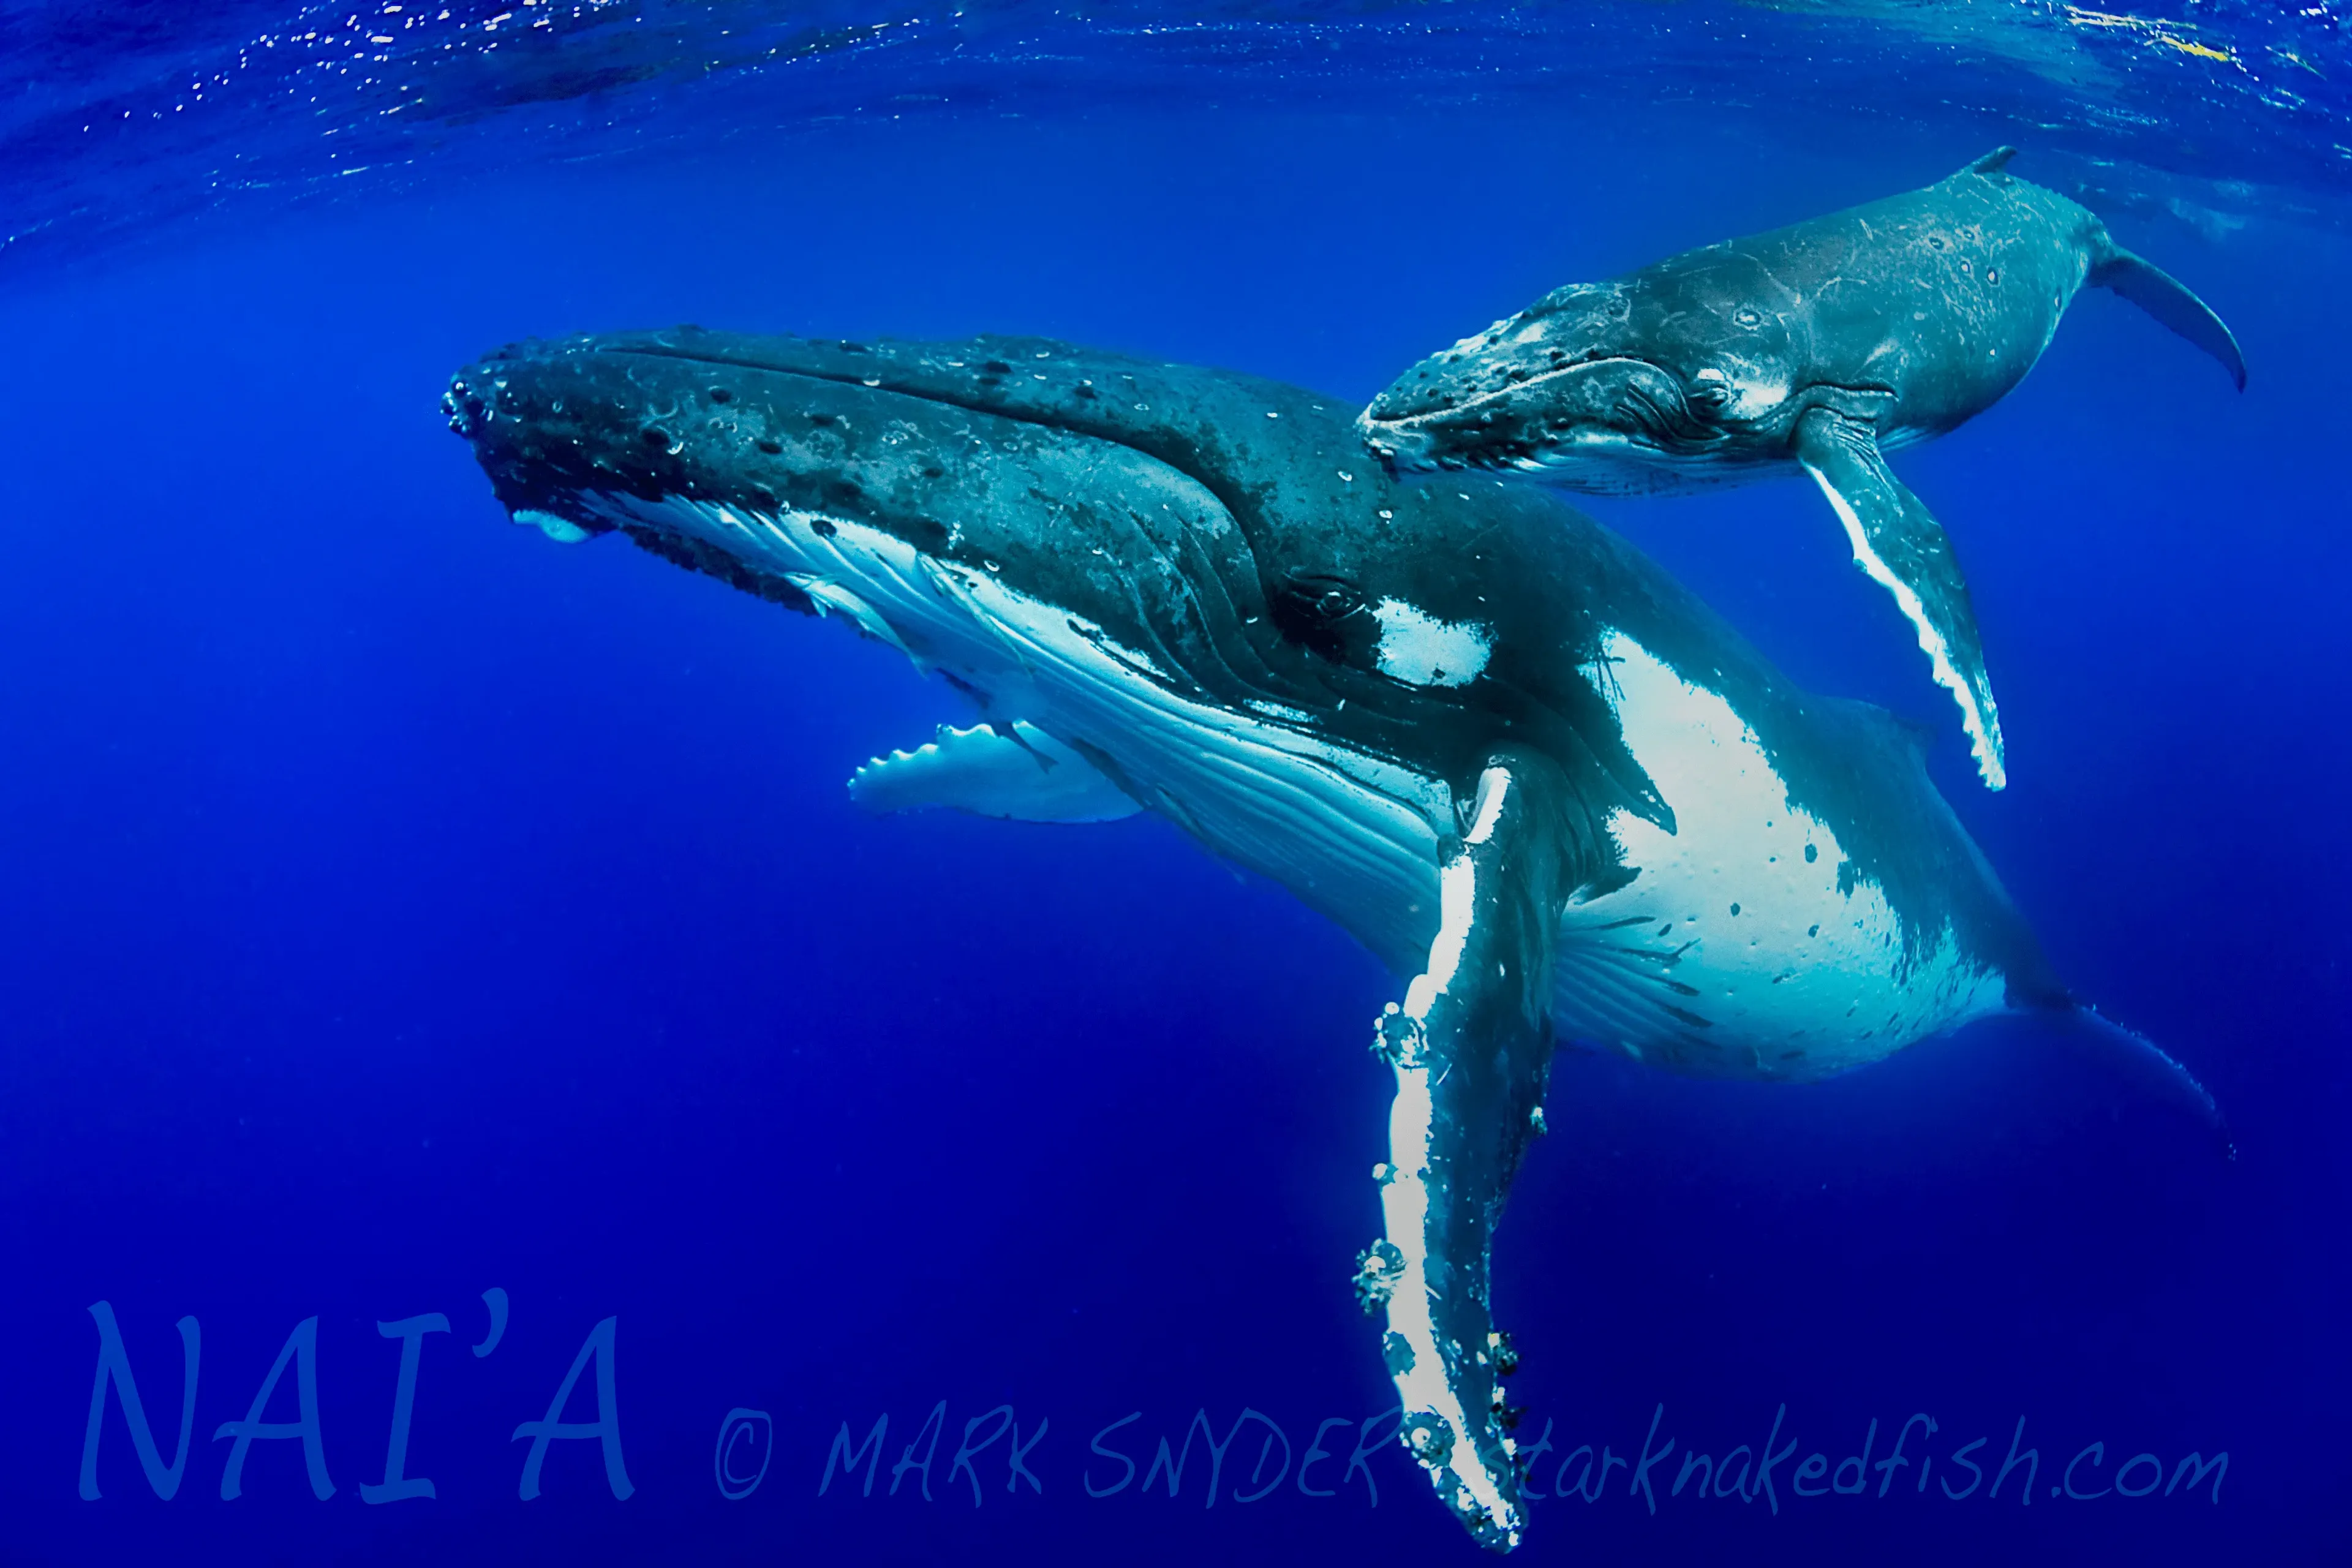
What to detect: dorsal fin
<box><xmin>1964</xmin><ymin>146</ymin><xmax>2019</xmax><ymax>176</ymax></box>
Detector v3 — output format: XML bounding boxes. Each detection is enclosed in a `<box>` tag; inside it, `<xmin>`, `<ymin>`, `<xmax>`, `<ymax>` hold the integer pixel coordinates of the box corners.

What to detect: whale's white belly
<box><xmin>1550</xmin><ymin>633</ymin><xmax>2007</xmax><ymax>1080</ymax></box>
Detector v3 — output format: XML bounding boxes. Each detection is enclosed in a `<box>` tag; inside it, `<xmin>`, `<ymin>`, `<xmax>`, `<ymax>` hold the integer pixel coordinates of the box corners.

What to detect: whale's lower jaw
<box><xmin>1501</xmin><ymin>443</ymin><xmax>1755</xmax><ymax>499</ymax></box>
<box><xmin>1381</xmin><ymin>413</ymin><xmax>1936</xmax><ymax>499</ymax></box>
<box><xmin>540</xmin><ymin>483</ymin><xmax>1463</xmax><ymax>955</ymax></box>
<box><xmin>1370</xmin><ymin>435</ymin><xmax>1728</xmax><ymax>497</ymax></box>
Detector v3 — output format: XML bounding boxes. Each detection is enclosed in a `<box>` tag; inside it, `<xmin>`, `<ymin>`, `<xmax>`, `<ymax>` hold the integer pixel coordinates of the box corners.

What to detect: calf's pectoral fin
<box><xmin>847</xmin><ymin>721</ymin><xmax>1140</xmax><ymax>821</ymax></box>
<box><xmin>1793</xmin><ymin>406</ymin><xmax>2007</xmax><ymax>791</ymax></box>
<box><xmin>1358</xmin><ymin>749</ymin><xmax>1573</xmax><ymax>1553</ymax></box>
<box><xmin>2089</xmin><ymin>243</ymin><xmax>2248</xmax><ymax>391</ymax></box>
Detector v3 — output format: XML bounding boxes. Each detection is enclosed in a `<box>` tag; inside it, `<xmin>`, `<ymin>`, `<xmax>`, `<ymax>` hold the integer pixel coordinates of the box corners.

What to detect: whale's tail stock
<box><xmin>1961</xmin><ymin>143</ymin><xmax>2248</xmax><ymax>391</ymax></box>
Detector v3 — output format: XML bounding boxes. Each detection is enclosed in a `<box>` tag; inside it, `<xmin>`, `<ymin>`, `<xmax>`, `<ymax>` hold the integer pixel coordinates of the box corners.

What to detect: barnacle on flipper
<box><xmin>1402</xmin><ymin>1410</ymin><xmax>1454</xmax><ymax>1464</ymax></box>
<box><xmin>1488</xmin><ymin>1330</ymin><xmax>1525</xmax><ymax>1434</ymax></box>
<box><xmin>1412</xmin><ymin>1440</ymin><xmax>1524</xmax><ymax>1555</ymax></box>
<box><xmin>1353</xmin><ymin>1239</ymin><xmax>1406</xmax><ymax>1311</ymax></box>
<box><xmin>1371</xmin><ymin>1001</ymin><xmax>1426</xmax><ymax>1068</ymax></box>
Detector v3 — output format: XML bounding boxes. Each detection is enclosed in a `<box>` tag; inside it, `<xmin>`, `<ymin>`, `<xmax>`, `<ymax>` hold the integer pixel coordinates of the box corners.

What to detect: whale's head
<box><xmin>441</xmin><ymin>327</ymin><xmax>1626</xmax><ymax>847</ymax></box>
<box><xmin>443</xmin><ymin>328</ymin><xmax>1287</xmax><ymax>729</ymax></box>
<box><xmin>1359</xmin><ymin>278</ymin><xmax>1798</xmax><ymax>492</ymax></box>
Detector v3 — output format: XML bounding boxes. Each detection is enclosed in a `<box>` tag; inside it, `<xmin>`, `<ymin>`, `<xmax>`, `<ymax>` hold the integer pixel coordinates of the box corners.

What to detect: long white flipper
<box><xmin>1796</xmin><ymin>406</ymin><xmax>2007</xmax><ymax>790</ymax></box>
<box><xmin>1358</xmin><ymin>752</ymin><xmax>1572</xmax><ymax>1551</ymax></box>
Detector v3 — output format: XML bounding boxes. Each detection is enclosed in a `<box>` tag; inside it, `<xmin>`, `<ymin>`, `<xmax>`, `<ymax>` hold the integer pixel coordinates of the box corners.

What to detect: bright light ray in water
<box><xmin>4</xmin><ymin>0</ymin><xmax>2352</xmax><ymax>276</ymax></box>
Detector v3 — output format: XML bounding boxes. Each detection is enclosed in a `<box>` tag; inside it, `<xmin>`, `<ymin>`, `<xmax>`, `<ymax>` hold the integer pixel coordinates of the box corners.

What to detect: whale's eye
<box><xmin>1271</xmin><ymin>571</ymin><xmax>1373</xmax><ymax>663</ymax></box>
<box><xmin>1689</xmin><ymin>368</ymin><xmax>1732</xmax><ymax>408</ymax></box>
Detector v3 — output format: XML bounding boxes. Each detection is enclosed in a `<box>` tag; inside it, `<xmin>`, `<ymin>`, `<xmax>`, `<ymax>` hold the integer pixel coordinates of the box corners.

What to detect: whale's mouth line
<box><xmin>1359</xmin><ymin>354</ymin><xmax>1662</xmax><ymax>437</ymax></box>
<box><xmin>1362</xmin><ymin>372</ymin><xmax>1732</xmax><ymax>481</ymax></box>
<box><xmin>1614</xmin><ymin>379</ymin><xmax>1732</xmax><ymax>454</ymax></box>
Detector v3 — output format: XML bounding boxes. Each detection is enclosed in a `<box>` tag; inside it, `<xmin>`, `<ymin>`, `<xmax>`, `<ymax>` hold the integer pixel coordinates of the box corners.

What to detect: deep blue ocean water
<box><xmin>2</xmin><ymin>3</ymin><xmax>2348</xmax><ymax>1564</ymax></box>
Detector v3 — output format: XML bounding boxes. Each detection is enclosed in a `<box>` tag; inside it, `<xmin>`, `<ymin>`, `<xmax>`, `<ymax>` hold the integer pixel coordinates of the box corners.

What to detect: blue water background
<box><xmin>0</xmin><ymin>8</ymin><xmax>2348</xmax><ymax>1563</ymax></box>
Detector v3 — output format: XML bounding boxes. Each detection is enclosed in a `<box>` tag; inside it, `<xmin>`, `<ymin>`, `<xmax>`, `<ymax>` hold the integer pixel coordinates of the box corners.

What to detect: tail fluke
<box><xmin>2089</xmin><ymin>244</ymin><xmax>2248</xmax><ymax>391</ymax></box>
<box><xmin>2050</xmin><ymin>1004</ymin><xmax>2234</xmax><ymax>1160</ymax></box>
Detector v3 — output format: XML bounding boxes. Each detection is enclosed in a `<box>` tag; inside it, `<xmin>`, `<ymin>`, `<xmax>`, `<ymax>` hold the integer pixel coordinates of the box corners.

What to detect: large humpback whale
<box><xmin>444</xmin><ymin>327</ymin><xmax>2217</xmax><ymax>1550</ymax></box>
<box><xmin>1358</xmin><ymin>148</ymin><xmax>2247</xmax><ymax>792</ymax></box>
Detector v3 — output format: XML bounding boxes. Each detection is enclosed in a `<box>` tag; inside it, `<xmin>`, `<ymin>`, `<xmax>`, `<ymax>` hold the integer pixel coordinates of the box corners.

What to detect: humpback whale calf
<box><xmin>445</xmin><ymin>327</ymin><xmax>2218</xmax><ymax>1550</ymax></box>
<box><xmin>1358</xmin><ymin>148</ymin><xmax>2247</xmax><ymax>791</ymax></box>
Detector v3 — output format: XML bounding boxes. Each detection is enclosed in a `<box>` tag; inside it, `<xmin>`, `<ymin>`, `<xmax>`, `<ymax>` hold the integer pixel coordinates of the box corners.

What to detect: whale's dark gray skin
<box><xmin>1359</xmin><ymin>148</ymin><xmax>2247</xmax><ymax>793</ymax></box>
<box><xmin>445</xmin><ymin>327</ymin><xmax>2220</xmax><ymax>1550</ymax></box>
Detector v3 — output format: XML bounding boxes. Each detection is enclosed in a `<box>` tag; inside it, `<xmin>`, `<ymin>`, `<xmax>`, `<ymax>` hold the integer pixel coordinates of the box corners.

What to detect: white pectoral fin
<box><xmin>1795</xmin><ymin>407</ymin><xmax>2007</xmax><ymax>790</ymax></box>
<box><xmin>1359</xmin><ymin>752</ymin><xmax>1572</xmax><ymax>1553</ymax></box>
<box><xmin>847</xmin><ymin>721</ymin><xmax>1140</xmax><ymax>823</ymax></box>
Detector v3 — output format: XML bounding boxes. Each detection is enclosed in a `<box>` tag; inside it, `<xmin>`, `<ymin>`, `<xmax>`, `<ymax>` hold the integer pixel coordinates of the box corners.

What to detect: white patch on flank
<box><xmin>1373</xmin><ymin>599</ymin><xmax>1492</xmax><ymax>688</ymax></box>
<box><xmin>1376</xmin><ymin>763</ymin><xmax>1524</xmax><ymax>1548</ymax></box>
<box><xmin>1805</xmin><ymin>470</ymin><xmax>2008</xmax><ymax>790</ymax></box>
<box><xmin>1727</xmin><ymin>368</ymin><xmax>1791</xmax><ymax>420</ymax></box>
<box><xmin>1556</xmin><ymin>632</ymin><xmax>2007</xmax><ymax>1080</ymax></box>
<box><xmin>513</xmin><ymin>508</ymin><xmax>589</xmax><ymax>544</ymax></box>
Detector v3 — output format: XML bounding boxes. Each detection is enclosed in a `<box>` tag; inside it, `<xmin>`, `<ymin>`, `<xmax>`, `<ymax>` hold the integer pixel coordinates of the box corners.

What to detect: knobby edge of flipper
<box><xmin>2089</xmin><ymin>242</ymin><xmax>2248</xmax><ymax>392</ymax></box>
<box><xmin>1792</xmin><ymin>406</ymin><xmax>2008</xmax><ymax>791</ymax></box>
<box><xmin>846</xmin><ymin>720</ymin><xmax>1141</xmax><ymax>822</ymax></box>
<box><xmin>1354</xmin><ymin>750</ymin><xmax>1578</xmax><ymax>1553</ymax></box>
